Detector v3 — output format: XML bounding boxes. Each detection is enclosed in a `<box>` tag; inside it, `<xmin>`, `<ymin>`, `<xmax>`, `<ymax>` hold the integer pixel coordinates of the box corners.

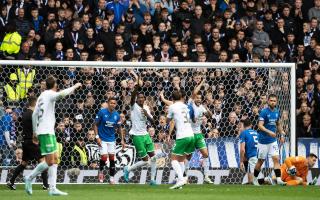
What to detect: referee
<box><xmin>7</xmin><ymin>97</ymin><xmax>49</xmax><ymax>190</ymax></box>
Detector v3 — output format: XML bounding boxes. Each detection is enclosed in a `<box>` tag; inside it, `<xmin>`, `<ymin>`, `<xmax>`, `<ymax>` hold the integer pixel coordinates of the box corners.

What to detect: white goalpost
<box><xmin>0</xmin><ymin>61</ymin><xmax>296</xmax><ymax>184</ymax></box>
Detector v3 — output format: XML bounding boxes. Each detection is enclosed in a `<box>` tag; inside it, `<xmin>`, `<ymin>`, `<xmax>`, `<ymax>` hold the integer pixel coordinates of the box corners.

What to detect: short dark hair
<box><xmin>108</xmin><ymin>97</ymin><xmax>117</xmax><ymax>102</ymax></box>
<box><xmin>172</xmin><ymin>90</ymin><xmax>181</xmax><ymax>101</ymax></box>
<box><xmin>27</xmin><ymin>96</ymin><xmax>37</xmax><ymax>107</ymax></box>
<box><xmin>268</xmin><ymin>94</ymin><xmax>277</xmax><ymax>99</ymax></box>
<box><xmin>137</xmin><ymin>92</ymin><xmax>145</xmax><ymax>98</ymax></box>
<box><xmin>309</xmin><ymin>153</ymin><xmax>318</xmax><ymax>159</ymax></box>
<box><xmin>241</xmin><ymin>118</ymin><xmax>252</xmax><ymax>127</ymax></box>
<box><xmin>180</xmin><ymin>89</ymin><xmax>186</xmax><ymax>98</ymax></box>
<box><xmin>46</xmin><ymin>76</ymin><xmax>56</xmax><ymax>89</ymax></box>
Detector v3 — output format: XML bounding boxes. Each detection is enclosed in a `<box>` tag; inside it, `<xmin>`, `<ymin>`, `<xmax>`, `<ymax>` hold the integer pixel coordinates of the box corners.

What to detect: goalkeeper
<box><xmin>281</xmin><ymin>154</ymin><xmax>318</xmax><ymax>186</ymax></box>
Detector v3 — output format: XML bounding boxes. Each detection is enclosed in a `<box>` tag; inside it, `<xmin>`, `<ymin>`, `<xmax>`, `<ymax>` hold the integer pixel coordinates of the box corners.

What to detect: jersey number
<box><xmin>37</xmin><ymin>101</ymin><xmax>44</xmax><ymax>128</ymax></box>
<box><xmin>181</xmin><ymin>110</ymin><xmax>190</xmax><ymax>124</ymax></box>
<box><xmin>253</xmin><ymin>135</ymin><xmax>258</xmax><ymax>148</ymax></box>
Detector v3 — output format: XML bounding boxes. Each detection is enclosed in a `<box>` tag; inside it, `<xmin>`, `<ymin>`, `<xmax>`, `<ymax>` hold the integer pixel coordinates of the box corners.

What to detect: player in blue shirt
<box><xmin>94</xmin><ymin>97</ymin><xmax>124</xmax><ymax>184</ymax></box>
<box><xmin>253</xmin><ymin>94</ymin><xmax>286</xmax><ymax>186</ymax></box>
<box><xmin>239</xmin><ymin>118</ymin><xmax>258</xmax><ymax>184</ymax></box>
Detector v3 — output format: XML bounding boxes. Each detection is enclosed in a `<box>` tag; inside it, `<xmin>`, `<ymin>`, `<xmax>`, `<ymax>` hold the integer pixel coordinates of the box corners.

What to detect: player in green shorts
<box><xmin>160</xmin><ymin>77</ymin><xmax>214</xmax><ymax>184</ymax></box>
<box><xmin>24</xmin><ymin>76</ymin><xmax>82</xmax><ymax>196</ymax></box>
<box><xmin>186</xmin><ymin>78</ymin><xmax>214</xmax><ymax>183</ymax></box>
<box><xmin>167</xmin><ymin>90</ymin><xmax>195</xmax><ymax>189</ymax></box>
<box><xmin>123</xmin><ymin>77</ymin><xmax>158</xmax><ymax>185</ymax></box>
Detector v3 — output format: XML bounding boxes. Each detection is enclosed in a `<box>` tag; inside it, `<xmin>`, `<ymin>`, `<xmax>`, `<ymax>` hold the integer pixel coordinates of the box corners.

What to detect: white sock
<box><xmin>127</xmin><ymin>161</ymin><xmax>148</xmax><ymax>171</ymax></box>
<box><xmin>28</xmin><ymin>161</ymin><xmax>49</xmax><ymax>180</ymax></box>
<box><xmin>48</xmin><ymin>164</ymin><xmax>58</xmax><ymax>190</ymax></box>
<box><xmin>203</xmin><ymin>157</ymin><xmax>210</xmax><ymax>177</ymax></box>
<box><xmin>179</xmin><ymin>162</ymin><xmax>185</xmax><ymax>178</ymax></box>
<box><xmin>172</xmin><ymin>160</ymin><xmax>183</xmax><ymax>181</ymax></box>
<box><xmin>184</xmin><ymin>160</ymin><xmax>189</xmax><ymax>177</ymax></box>
<box><xmin>150</xmin><ymin>157</ymin><xmax>157</xmax><ymax>181</ymax></box>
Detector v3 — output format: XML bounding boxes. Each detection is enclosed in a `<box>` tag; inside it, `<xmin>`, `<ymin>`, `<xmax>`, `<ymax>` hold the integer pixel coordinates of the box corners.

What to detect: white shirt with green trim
<box><xmin>190</xmin><ymin>101</ymin><xmax>207</xmax><ymax>133</ymax></box>
<box><xmin>129</xmin><ymin>103</ymin><xmax>152</xmax><ymax>136</ymax></box>
<box><xmin>167</xmin><ymin>101</ymin><xmax>194</xmax><ymax>139</ymax></box>
<box><xmin>32</xmin><ymin>86</ymin><xmax>77</xmax><ymax>136</ymax></box>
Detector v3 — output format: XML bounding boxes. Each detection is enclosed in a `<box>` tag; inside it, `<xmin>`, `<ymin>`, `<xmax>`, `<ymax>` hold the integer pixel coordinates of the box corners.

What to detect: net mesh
<box><xmin>0</xmin><ymin>63</ymin><xmax>293</xmax><ymax>184</ymax></box>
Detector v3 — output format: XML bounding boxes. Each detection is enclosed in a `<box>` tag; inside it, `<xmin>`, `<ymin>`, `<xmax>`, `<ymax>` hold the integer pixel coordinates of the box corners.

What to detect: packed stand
<box><xmin>0</xmin><ymin>0</ymin><xmax>319</xmax><ymax>169</ymax></box>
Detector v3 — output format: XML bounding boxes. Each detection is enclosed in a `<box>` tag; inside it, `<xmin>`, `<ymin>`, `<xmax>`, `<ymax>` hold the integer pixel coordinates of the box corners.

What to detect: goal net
<box><xmin>0</xmin><ymin>61</ymin><xmax>295</xmax><ymax>184</ymax></box>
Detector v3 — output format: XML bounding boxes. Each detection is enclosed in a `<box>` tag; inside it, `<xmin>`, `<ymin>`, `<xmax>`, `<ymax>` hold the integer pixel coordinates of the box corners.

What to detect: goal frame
<box><xmin>0</xmin><ymin>60</ymin><xmax>297</xmax><ymax>157</ymax></box>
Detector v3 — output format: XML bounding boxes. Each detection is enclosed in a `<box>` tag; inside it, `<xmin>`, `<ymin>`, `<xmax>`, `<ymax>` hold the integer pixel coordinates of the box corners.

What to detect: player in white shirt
<box><xmin>167</xmin><ymin>90</ymin><xmax>195</xmax><ymax>189</ymax></box>
<box><xmin>186</xmin><ymin>78</ymin><xmax>214</xmax><ymax>183</ymax></box>
<box><xmin>123</xmin><ymin>77</ymin><xmax>158</xmax><ymax>185</ymax></box>
<box><xmin>25</xmin><ymin>76</ymin><xmax>82</xmax><ymax>196</ymax></box>
<box><xmin>160</xmin><ymin>78</ymin><xmax>214</xmax><ymax>184</ymax></box>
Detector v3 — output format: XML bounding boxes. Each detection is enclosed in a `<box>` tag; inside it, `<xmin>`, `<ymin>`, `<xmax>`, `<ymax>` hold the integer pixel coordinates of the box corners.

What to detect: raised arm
<box><xmin>159</xmin><ymin>90</ymin><xmax>173</xmax><ymax>106</ymax></box>
<box><xmin>52</xmin><ymin>83</ymin><xmax>82</xmax><ymax>101</ymax></box>
<box><xmin>203</xmin><ymin>104</ymin><xmax>213</xmax><ymax>119</ymax></box>
<box><xmin>192</xmin><ymin>77</ymin><xmax>205</xmax><ymax>99</ymax></box>
<box><xmin>130</xmin><ymin>77</ymin><xmax>140</xmax><ymax>107</ymax></box>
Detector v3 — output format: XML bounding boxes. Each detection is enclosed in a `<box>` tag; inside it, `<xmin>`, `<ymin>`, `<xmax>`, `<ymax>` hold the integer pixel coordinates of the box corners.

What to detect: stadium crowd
<box><xmin>0</xmin><ymin>0</ymin><xmax>320</xmax><ymax>168</ymax></box>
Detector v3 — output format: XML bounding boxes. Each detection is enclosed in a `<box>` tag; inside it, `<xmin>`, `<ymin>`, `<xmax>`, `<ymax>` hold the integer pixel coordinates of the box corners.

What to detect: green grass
<box><xmin>0</xmin><ymin>184</ymin><xmax>319</xmax><ymax>200</ymax></box>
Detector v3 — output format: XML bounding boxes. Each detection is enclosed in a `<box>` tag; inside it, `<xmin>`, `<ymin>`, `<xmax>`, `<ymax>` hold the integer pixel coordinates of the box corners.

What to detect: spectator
<box><xmin>14</xmin><ymin>8</ymin><xmax>31</xmax><ymax>39</ymax></box>
<box><xmin>191</xmin><ymin>5</ymin><xmax>205</xmax><ymax>36</ymax></box>
<box><xmin>3</xmin><ymin>74</ymin><xmax>22</xmax><ymax>107</ymax></box>
<box><xmin>220</xmin><ymin>111</ymin><xmax>239</xmax><ymax>137</ymax></box>
<box><xmin>64</xmin><ymin>19</ymin><xmax>85</xmax><ymax>50</ymax></box>
<box><xmin>308</xmin><ymin>0</ymin><xmax>320</xmax><ymax>21</ymax></box>
<box><xmin>0</xmin><ymin>24</ymin><xmax>22</xmax><ymax>58</ymax></box>
<box><xmin>207</xmin><ymin>128</ymin><xmax>219</xmax><ymax>139</ymax></box>
<box><xmin>85</xmin><ymin>129</ymin><xmax>100</xmax><ymax>169</ymax></box>
<box><xmin>71</xmin><ymin>137</ymin><xmax>88</xmax><ymax>167</ymax></box>
<box><xmin>16</xmin><ymin>65</ymin><xmax>36</xmax><ymax>100</ymax></box>
<box><xmin>31</xmin><ymin>7</ymin><xmax>44</xmax><ymax>34</ymax></box>
<box><xmin>0</xmin><ymin>108</ymin><xmax>17</xmax><ymax>166</ymax></box>
<box><xmin>107</xmin><ymin>0</ymin><xmax>127</xmax><ymax>25</ymax></box>
<box><xmin>270</xmin><ymin>18</ymin><xmax>288</xmax><ymax>45</ymax></box>
<box><xmin>156</xmin><ymin>115</ymin><xmax>169</xmax><ymax>138</ymax></box>
<box><xmin>297</xmin><ymin>114</ymin><xmax>316</xmax><ymax>137</ymax></box>
<box><xmin>252</xmin><ymin>20</ymin><xmax>271</xmax><ymax>57</ymax></box>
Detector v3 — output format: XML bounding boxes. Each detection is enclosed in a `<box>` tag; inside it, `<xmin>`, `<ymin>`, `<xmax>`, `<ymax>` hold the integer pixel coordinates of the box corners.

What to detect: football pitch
<box><xmin>0</xmin><ymin>184</ymin><xmax>319</xmax><ymax>200</ymax></box>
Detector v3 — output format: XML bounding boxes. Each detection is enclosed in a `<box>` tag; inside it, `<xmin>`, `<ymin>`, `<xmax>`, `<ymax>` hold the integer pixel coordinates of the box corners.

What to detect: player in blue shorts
<box><xmin>239</xmin><ymin>118</ymin><xmax>258</xmax><ymax>184</ymax></box>
<box><xmin>94</xmin><ymin>97</ymin><xmax>124</xmax><ymax>184</ymax></box>
<box><xmin>253</xmin><ymin>94</ymin><xmax>286</xmax><ymax>185</ymax></box>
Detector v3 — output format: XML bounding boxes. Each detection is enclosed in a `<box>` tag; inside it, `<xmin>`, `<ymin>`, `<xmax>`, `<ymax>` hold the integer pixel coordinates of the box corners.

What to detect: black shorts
<box><xmin>22</xmin><ymin>140</ymin><xmax>42</xmax><ymax>162</ymax></box>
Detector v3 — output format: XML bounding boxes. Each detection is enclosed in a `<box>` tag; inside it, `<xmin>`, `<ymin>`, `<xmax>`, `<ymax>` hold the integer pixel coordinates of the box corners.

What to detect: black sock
<box><xmin>253</xmin><ymin>169</ymin><xmax>260</xmax><ymax>178</ymax></box>
<box><xmin>274</xmin><ymin>169</ymin><xmax>281</xmax><ymax>178</ymax></box>
<box><xmin>41</xmin><ymin>170</ymin><xmax>48</xmax><ymax>187</ymax></box>
<box><xmin>109</xmin><ymin>160</ymin><xmax>115</xmax><ymax>177</ymax></box>
<box><xmin>99</xmin><ymin>159</ymin><xmax>106</xmax><ymax>171</ymax></box>
<box><xmin>258</xmin><ymin>178</ymin><xmax>265</xmax><ymax>185</ymax></box>
<box><xmin>10</xmin><ymin>164</ymin><xmax>26</xmax><ymax>184</ymax></box>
